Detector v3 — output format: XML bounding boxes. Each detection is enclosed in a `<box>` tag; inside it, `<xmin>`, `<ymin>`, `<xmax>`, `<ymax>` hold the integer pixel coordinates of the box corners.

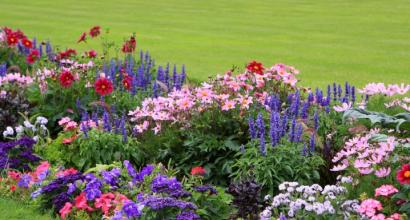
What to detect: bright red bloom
<box><xmin>397</xmin><ymin>164</ymin><xmax>410</xmax><ymax>185</ymax></box>
<box><xmin>56</xmin><ymin>168</ymin><xmax>78</xmax><ymax>177</ymax></box>
<box><xmin>59</xmin><ymin>202</ymin><xmax>72</xmax><ymax>220</ymax></box>
<box><xmin>75</xmin><ymin>192</ymin><xmax>94</xmax><ymax>211</ymax></box>
<box><xmin>95</xmin><ymin>193</ymin><xmax>115</xmax><ymax>215</ymax></box>
<box><xmin>13</xmin><ymin>29</ymin><xmax>26</xmax><ymax>39</ymax></box>
<box><xmin>122</xmin><ymin>75</ymin><xmax>133</xmax><ymax>90</ymax></box>
<box><xmin>21</xmin><ymin>38</ymin><xmax>33</xmax><ymax>48</ymax></box>
<box><xmin>8</xmin><ymin>171</ymin><xmax>21</xmax><ymax>181</ymax></box>
<box><xmin>89</xmin><ymin>26</ymin><xmax>101</xmax><ymax>38</ymax></box>
<box><xmin>246</xmin><ymin>60</ymin><xmax>265</xmax><ymax>75</ymax></box>
<box><xmin>3</xmin><ymin>27</ymin><xmax>12</xmax><ymax>35</ymax></box>
<box><xmin>26</xmin><ymin>49</ymin><xmax>40</xmax><ymax>64</ymax></box>
<box><xmin>87</xmin><ymin>50</ymin><xmax>97</xmax><ymax>58</ymax></box>
<box><xmin>10</xmin><ymin>185</ymin><xmax>17</xmax><ymax>191</ymax></box>
<box><xmin>95</xmin><ymin>78</ymin><xmax>113</xmax><ymax>96</ymax></box>
<box><xmin>59</xmin><ymin>48</ymin><xmax>77</xmax><ymax>60</ymax></box>
<box><xmin>191</xmin><ymin>166</ymin><xmax>206</xmax><ymax>176</ymax></box>
<box><xmin>77</xmin><ymin>32</ymin><xmax>87</xmax><ymax>43</ymax></box>
<box><xmin>121</xmin><ymin>36</ymin><xmax>136</xmax><ymax>53</ymax></box>
<box><xmin>59</xmin><ymin>70</ymin><xmax>75</xmax><ymax>88</ymax></box>
<box><xmin>7</xmin><ymin>34</ymin><xmax>18</xmax><ymax>46</ymax></box>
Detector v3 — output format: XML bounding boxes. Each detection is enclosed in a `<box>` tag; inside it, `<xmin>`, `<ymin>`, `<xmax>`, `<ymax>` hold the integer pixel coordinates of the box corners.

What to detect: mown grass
<box><xmin>1</xmin><ymin>0</ymin><xmax>409</xmax><ymax>88</ymax></box>
<box><xmin>0</xmin><ymin>198</ymin><xmax>53</xmax><ymax>220</ymax></box>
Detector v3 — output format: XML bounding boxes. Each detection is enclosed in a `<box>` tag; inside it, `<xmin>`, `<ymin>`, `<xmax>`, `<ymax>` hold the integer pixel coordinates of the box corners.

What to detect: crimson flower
<box><xmin>246</xmin><ymin>60</ymin><xmax>265</xmax><ymax>75</ymax></box>
<box><xmin>7</xmin><ymin>34</ymin><xmax>18</xmax><ymax>46</ymax></box>
<box><xmin>26</xmin><ymin>49</ymin><xmax>40</xmax><ymax>64</ymax></box>
<box><xmin>95</xmin><ymin>78</ymin><xmax>113</xmax><ymax>96</ymax></box>
<box><xmin>87</xmin><ymin>50</ymin><xmax>97</xmax><ymax>58</ymax></box>
<box><xmin>89</xmin><ymin>26</ymin><xmax>101</xmax><ymax>38</ymax></box>
<box><xmin>59</xmin><ymin>70</ymin><xmax>75</xmax><ymax>88</ymax></box>
<box><xmin>21</xmin><ymin>38</ymin><xmax>33</xmax><ymax>48</ymax></box>
<box><xmin>77</xmin><ymin>32</ymin><xmax>87</xmax><ymax>43</ymax></box>
<box><xmin>122</xmin><ymin>75</ymin><xmax>133</xmax><ymax>90</ymax></box>
<box><xmin>59</xmin><ymin>49</ymin><xmax>77</xmax><ymax>60</ymax></box>
<box><xmin>191</xmin><ymin>166</ymin><xmax>206</xmax><ymax>176</ymax></box>
<box><xmin>397</xmin><ymin>164</ymin><xmax>410</xmax><ymax>185</ymax></box>
<box><xmin>10</xmin><ymin>185</ymin><xmax>17</xmax><ymax>192</ymax></box>
<box><xmin>121</xmin><ymin>36</ymin><xmax>136</xmax><ymax>53</ymax></box>
<box><xmin>75</xmin><ymin>192</ymin><xmax>94</xmax><ymax>211</ymax></box>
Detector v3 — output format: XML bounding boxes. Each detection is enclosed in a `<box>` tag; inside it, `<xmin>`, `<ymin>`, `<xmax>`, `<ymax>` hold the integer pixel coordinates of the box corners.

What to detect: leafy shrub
<box><xmin>231</xmin><ymin>140</ymin><xmax>325</xmax><ymax>194</ymax></box>
<box><xmin>0</xmin><ymin>89</ymin><xmax>31</xmax><ymax>134</ymax></box>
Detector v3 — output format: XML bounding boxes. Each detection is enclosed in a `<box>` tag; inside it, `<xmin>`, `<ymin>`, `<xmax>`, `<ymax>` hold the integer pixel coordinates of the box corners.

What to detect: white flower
<box><xmin>15</xmin><ymin>125</ymin><xmax>24</xmax><ymax>134</ymax></box>
<box><xmin>33</xmin><ymin>136</ymin><xmax>39</xmax><ymax>142</ymax></box>
<box><xmin>3</xmin><ymin>126</ymin><xmax>14</xmax><ymax>137</ymax></box>
<box><xmin>24</xmin><ymin>121</ymin><xmax>34</xmax><ymax>128</ymax></box>
<box><xmin>36</xmin><ymin>116</ymin><xmax>48</xmax><ymax>125</ymax></box>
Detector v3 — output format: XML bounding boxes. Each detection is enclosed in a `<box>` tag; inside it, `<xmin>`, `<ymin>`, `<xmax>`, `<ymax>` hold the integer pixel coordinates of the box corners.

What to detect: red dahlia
<box><xmin>397</xmin><ymin>164</ymin><xmax>410</xmax><ymax>185</ymax></box>
<box><xmin>59</xmin><ymin>49</ymin><xmax>77</xmax><ymax>60</ymax></box>
<box><xmin>87</xmin><ymin>50</ymin><xmax>97</xmax><ymax>58</ymax></box>
<box><xmin>21</xmin><ymin>38</ymin><xmax>32</xmax><ymax>48</ymax></box>
<box><xmin>122</xmin><ymin>75</ymin><xmax>133</xmax><ymax>90</ymax></box>
<box><xmin>26</xmin><ymin>49</ymin><xmax>40</xmax><ymax>64</ymax></box>
<box><xmin>121</xmin><ymin>36</ymin><xmax>136</xmax><ymax>53</ymax></box>
<box><xmin>77</xmin><ymin>32</ymin><xmax>87</xmax><ymax>43</ymax></box>
<box><xmin>95</xmin><ymin>78</ymin><xmax>113</xmax><ymax>96</ymax></box>
<box><xmin>191</xmin><ymin>166</ymin><xmax>206</xmax><ymax>176</ymax></box>
<box><xmin>89</xmin><ymin>26</ymin><xmax>101</xmax><ymax>38</ymax></box>
<box><xmin>59</xmin><ymin>71</ymin><xmax>75</xmax><ymax>88</ymax></box>
<box><xmin>7</xmin><ymin>34</ymin><xmax>18</xmax><ymax>46</ymax></box>
<box><xmin>246</xmin><ymin>60</ymin><xmax>265</xmax><ymax>75</ymax></box>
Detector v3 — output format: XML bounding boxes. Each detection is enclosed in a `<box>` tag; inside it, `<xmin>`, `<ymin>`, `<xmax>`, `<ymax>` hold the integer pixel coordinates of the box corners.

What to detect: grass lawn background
<box><xmin>1</xmin><ymin>0</ymin><xmax>409</xmax><ymax>88</ymax></box>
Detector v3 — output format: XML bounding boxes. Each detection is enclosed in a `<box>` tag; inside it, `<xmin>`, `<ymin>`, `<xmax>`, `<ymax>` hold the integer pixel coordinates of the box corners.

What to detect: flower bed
<box><xmin>1</xmin><ymin>26</ymin><xmax>410</xmax><ymax>219</ymax></box>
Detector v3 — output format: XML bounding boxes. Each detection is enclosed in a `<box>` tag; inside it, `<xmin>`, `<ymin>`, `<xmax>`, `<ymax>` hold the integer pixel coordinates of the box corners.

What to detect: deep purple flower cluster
<box><xmin>193</xmin><ymin>185</ymin><xmax>217</xmax><ymax>195</ymax></box>
<box><xmin>176</xmin><ymin>210</ymin><xmax>200</xmax><ymax>220</ymax></box>
<box><xmin>0</xmin><ymin>63</ymin><xmax>6</xmax><ymax>76</ymax></box>
<box><xmin>123</xmin><ymin>160</ymin><xmax>138</xmax><ymax>179</ymax></box>
<box><xmin>135</xmin><ymin>164</ymin><xmax>154</xmax><ymax>182</ymax></box>
<box><xmin>256</xmin><ymin>113</ymin><xmax>266</xmax><ymax>156</ymax></box>
<box><xmin>84</xmin><ymin>173</ymin><xmax>102</xmax><ymax>200</ymax></box>
<box><xmin>122</xmin><ymin>201</ymin><xmax>142</xmax><ymax>218</ymax></box>
<box><xmin>142</xmin><ymin>195</ymin><xmax>197</xmax><ymax>210</ymax></box>
<box><xmin>101</xmin><ymin>167</ymin><xmax>121</xmax><ymax>187</ymax></box>
<box><xmin>17</xmin><ymin>174</ymin><xmax>32</xmax><ymax>188</ymax></box>
<box><xmin>151</xmin><ymin>175</ymin><xmax>190</xmax><ymax>198</ymax></box>
<box><xmin>0</xmin><ymin>137</ymin><xmax>39</xmax><ymax>171</ymax></box>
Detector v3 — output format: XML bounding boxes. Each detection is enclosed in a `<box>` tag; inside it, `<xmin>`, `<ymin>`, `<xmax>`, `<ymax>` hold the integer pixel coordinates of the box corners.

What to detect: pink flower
<box><xmin>375</xmin><ymin>185</ymin><xmax>398</xmax><ymax>197</ymax></box>
<box><xmin>221</xmin><ymin>100</ymin><xmax>236</xmax><ymax>111</ymax></box>
<box><xmin>358</xmin><ymin>199</ymin><xmax>383</xmax><ymax>218</ymax></box>
<box><xmin>135</xmin><ymin>121</ymin><xmax>149</xmax><ymax>133</ymax></box>
<box><xmin>59</xmin><ymin>202</ymin><xmax>72</xmax><ymax>220</ymax></box>
<box><xmin>95</xmin><ymin>193</ymin><xmax>115</xmax><ymax>215</ymax></box>
<box><xmin>56</xmin><ymin>168</ymin><xmax>78</xmax><ymax>177</ymax></box>
<box><xmin>237</xmin><ymin>95</ymin><xmax>253</xmax><ymax>110</ymax></box>
<box><xmin>375</xmin><ymin>167</ymin><xmax>391</xmax><ymax>178</ymax></box>
<box><xmin>333</xmin><ymin>102</ymin><xmax>352</xmax><ymax>112</ymax></box>
<box><xmin>75</xmin><ymin>192</ymin><xmax>94</xmax><ymax>211</ymax></box>
<box><xmin>58</xmin><ymin>117</ymin><xmax>72</xmax><ymax>126</ymax></box>
<box><xmin>386</xmin><ymin>213</ymin><xmax>401</xmax><ymax>220</ymax></box>
<box><xmin>64</xmin><ymin>121</ymin><xmax>78</xmax><ymax>131</ymax></box>
<box><xmin>176</xmin><ymin>98</ymin><xmax>194</xmax><ymax>110</ymax></box>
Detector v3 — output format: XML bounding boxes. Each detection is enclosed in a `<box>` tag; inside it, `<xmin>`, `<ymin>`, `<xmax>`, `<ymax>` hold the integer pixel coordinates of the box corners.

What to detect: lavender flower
<box><xmin>313</xmin><ymin>111</ymin><xmax>319</xmax><ymax>131</ymax></box>
<box><xmin>333</xmin><ymin>83</ymin><xmax>337</xmax><ymax>101</ymax></box>
<box><xmin>142</xmin><ymin>195</ymin><xmax>197</xmax><ymax>210</ymax></box>
<box><xmin>309</xmin><ymin>134</ymin><xmax>315</xmax><ymax>153</ymax></box>
<box><xmin>193</xmin><ymin>185</ymin><xmax>217</xmax><ymax>195</ymax></box>
<box><xmin>122</xmin><ymin>201</ymin><xmax>141</xmax><ymax>218</ymax></box>
<box><xmin>257</xmin><ymin>113</ymin><xmax>266</xmax><ymax>156</ymax></box>
<box><xmin>123</xmin><ymin>160</ymin><xmax>138</xmax><ymax>179</ymax></box>
<box><xmin>177</xmin><ymin>210</ymin><xmax>200</xmax><ymax>220</ymax></box>
<box><xmin>248</xmin><ymin>117</ymin><xmax>257</xmax><ymax>139</ymax></box>
<box><xmin>351</xmin><ymin>86</ymin><xmax>356</xmax><ymax>103</ymax></box>
<box><xmin>101</xmin><ymin>168</ymin><xmax>121</xmax><ymax>186</ymax></box>
<box><xmin>300</xmin><ymin>102</ymin><xmax>309</xmax><ymax>119</ymax></box>
<box><xmin>151</xmin><ymin>175</ymin><xmax>189</xmax><ymax>198</ymax></box>
<box><xmin>17</xmin><ymin>174</ymin><xmax>32</xmax><ymax>188</ymax></box>
<box><xmin>135</xmin><ymin>164</ymin><xmax>154</xmax><ymax>182</ymax></box>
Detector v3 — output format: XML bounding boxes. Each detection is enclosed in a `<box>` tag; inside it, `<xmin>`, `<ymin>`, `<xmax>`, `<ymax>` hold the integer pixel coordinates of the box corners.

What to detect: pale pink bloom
<box><xmin>333</xmin><ymin>102</ymin><xmax>352</xmax><ymax>112</ymax></box>
<box><xmin>403</xmin><ymin>97</ymin><xmax>410</xmax><ymax>103</ymax></box>
<box><xmin>176</xmin><ymin>98</ymin><xmax>194</xmax><ymax>110</ymax></box>
<box><xmin>99</xmin><ymin>72</ymin><xmax>106</xmax><ymax>78</ymax></box>
<box><xmin>354</xmin><ymin>159</ymin><xmax>371</xmax><ymax>168</ymax></box>
<box><xmin>401</xmin><ymin>103</ymin><xmax>410</xmax><ymax>111</ymax></box>
<box><xmin>282</xmin><ymin>74</ymin><xmax>297</xmax><ymax>87</ymax></box>
<box><xmin>222</xmin><ymin>100</ymin><xmax>236</xmax><ymax>111</ymax></box>
<box><xmin>330</xmin><ymin>159</ymin><xmax>349</xmax><ymax>171</ymax></box>
<box><xmin>217</xmin><ymin>94</ymin><xmax>230</xmax><ymax>101</ymax></box>
<box><xmin>152</xmin><ymin>123</ymin><xmax>161</xmax><ymax>135</ymax></box>
<box><xmin>58</xmin><ymin>117</ymin><xmax>72</xmax><ymax>126</ymax></box>
<box><xmin>358</xmin><ymin>199</ymin><xmax>383</xmax><ymax>218</ymax></box>
<box><xmin>0</xmin><ymin>90</ymin><xmax>6</xmax><ymax>99</ymax></box>
<box><xmin>375</xmin><ymin>185</ymin><xmax>398</xmax><ymax>197</ymax></box>
<box><xmin>358</xmin><ymin>167</ymin><xmax>374</xmax><ymax>175</ymax></box>
<box><xmin>395</xmin><ymin>83</ymin><xmax>410</xmax><ymax>95</ymax></box>
<box><xmin>386</xmin><ymin>213</ymin><xmax>401</xmax><ymax>220</ymax></box>
<box><xmin>371</xmin><ymin>214</ymin><xmax>386</xmax><ymax>220</ymax></box>
<box><xmin>236</xmin><ymin>95</ymin><xmax>253</xmax><ymax>110</ymax></box>
<box><xmin>64</xmin><ymin>121</ymin><xmax>78</xmax><ymax>131</ymax></box>
<box><xmin>135</xmin><ymin>121</ymin><xmax>149</xmax><ymax>133</ymax></box>
<box><xmin>228</xmin><ymin>81</ymin><xmax>241</xmax><ymax>91</ymax></box>
<box><xmin>195</xmin><ymin>87</ymin><xmax>214</xmax><ymax>104</ymax></box>
<box><xmin>375</xmin><ymin>167</ymin><xmax>391</xmax><ymax>178</ymax></box>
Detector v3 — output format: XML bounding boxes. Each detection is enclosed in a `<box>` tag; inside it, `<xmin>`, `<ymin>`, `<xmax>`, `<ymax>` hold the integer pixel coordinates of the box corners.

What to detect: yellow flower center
<box><xmin>405</xmin><ymin>171</ymin><xmax>410</xmax><ymax>178</ymax></box>
<box><xmin>101</xmin><ymin>85</ymin><xmax>106</xmax><ymax>89</ymax></box>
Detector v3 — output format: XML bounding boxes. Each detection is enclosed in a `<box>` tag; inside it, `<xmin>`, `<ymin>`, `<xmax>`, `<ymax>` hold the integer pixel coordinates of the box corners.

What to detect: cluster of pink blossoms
<box><xmin>384</xmin><ymin>97</ymin><xmax>410</xmax><ymax>112</ymax></box>
<box><xmin>129</xmin><ymin>63</ymin><xmax>300</xmax><ymax>134</ymax></box>
<box><xmin>0</xmin><ymin>73</ymin><xmax>33</xmax><ymax>87</ymax></box>
<box><xmin>358</xmin><ymin>199</ymin><xmax>400</xmax><ymax>220</ymax></box>
<box><xmin>374</xmin><ymin>185</ymin><xmax>398</xmax><ymax>197</ymax></box>
<box><xmin>359</xmin><ymin>83</ymin><xmax>410</xmax><ymax>96</ymax></box>
<box><xmin>331</xmin><ymin>130</ymin><xmax>396</xmax><ymax>177</ymax></box>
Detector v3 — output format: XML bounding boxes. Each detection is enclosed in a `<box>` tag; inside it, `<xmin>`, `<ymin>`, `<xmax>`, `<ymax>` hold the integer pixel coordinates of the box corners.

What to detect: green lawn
<box><xmin>1</xmin><ymin>0</ymin><xmax>409</xmax><ymax>87</ymax></box>
<box><xmin>0</xmin><ymin>198</ymin><xmax>53</xmax><ymax>220</ymax></box>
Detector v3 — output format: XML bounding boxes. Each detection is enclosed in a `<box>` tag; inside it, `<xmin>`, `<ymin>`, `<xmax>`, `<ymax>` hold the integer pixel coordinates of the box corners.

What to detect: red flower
<box><xmin>246</xmin><ymin>60</ymin><xmax>265</xmax><ymax>75</ymax></box>
<box><xmin>397</xmin><ymin>164</ymin><xmax>410</xmax><ymax>185</ymax></box>
<box><xmin>7</xmin><ymin>34</ymin><xmax>18</xmax><ymax>46</ymax></box>
<box><xmin>121</xmin><ymin>36</ymin><xmax>136</xmax><ymax>53</ymax></box>
<box><xmin>26</xmin><ymin>49</ymin><xmax>40</xmax><ymax>64</ymax></box>
<box><xmin>122</xmin><ymin>75</ymin><xmax>133</xmax><ymax>90</ymax></box>
<box><xmin>77</xmin><ymin>32</ymin><xmax>87</xmax><ymax>43</ymax></box>
<box><xmin>59</xmin><ymin>71</ymin><xmax>75</xmax><ymax>88</ymax></box>
<box><xmin>95</xmin><ymin>78</ymin><xmax>113</xmax><ymax>96</ymax></box>
<box><xmin>191</xmin><ymin>166</ymin><xmax>206</xmax><ymax>176</ymax></box>
<box><xmin>87</xmin><ymin>50</ymin><xmax>97</xmax><ymax>58</ymax></box>
<box><xmin>10</xmin><ymin>185</ymin><xmax>16</xmax><ymax>192</ymax></box>
<box><xmin>59</xmin><ymin>48</ymin><xmax>77</xmax><ymax>60</ymax></box>
<box><xmin>89</xmin><ymin>26</ymin><xmax>101</xmax><ymax>38</ymax></box>
<box><xmin>75</xmin><ymin>192</ymin><xmax>94</xmax><ymax>211</ymax></box>
<box><xmin>21</xmin><ymin>38</ymin><xmax>33</xmax><ymax>48</ymax></box>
